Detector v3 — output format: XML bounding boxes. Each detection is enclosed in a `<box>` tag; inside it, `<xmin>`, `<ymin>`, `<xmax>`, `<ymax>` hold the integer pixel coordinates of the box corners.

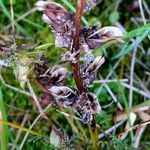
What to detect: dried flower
<box><xmin>82</xmin><ymin>56</ymin><xmax>105</xmax><ymax>87</ymax></box>
<box><xmin>36</xmin><ymin>1</ymin><xmax>124</xmax><ymax>53</ymax></box>
<box><xmin>56</xmin><ymin>87</ymin><xmax>78</xmax><ymax>107</ymax></box>
<box><xmin>82</xmin><ymin>26</ymin><xmax>124</xmax><ymax>51</ymax></box>
<box><xmin>49</xmin><ymin>85</ymin><xmax>101</xmax><ymax>123</ymax></box>
<box><xmin>87</xmin><ymin>92</ymin><xmax>101</xmax><ymax>113</ymax></box>
<box><xmin>35</xmin><ymin>0</ymin><xmax>125</xmax><ymax>125</ymax></box>
<box><xmin>85</xmin><ymin>56</ymin><xmax>105</xmax><ymax>75</ymax></box>
<box><xmin>35</xmin><ymin>0</ymin><xmax>75</xmax><ymax>48</ymax></box>
<box><xmin>36</xmin><ymin>64</ymin><xmax>68</xmax><ymax>89</ymax></box>
<box><xmin>35</xmin><ymin>63</ymin><xmax>68</xmax><ymax>106</ymax></box>
<box><xmin>49</xmin><ymin>86</ymin><xmax>75</xmax><ymax>99</ymax></box>
<box><xmin>36</xmin><ymin>64</ymin><xmax>52</xmax><ymax>89</ymax></box>
<box><xmin>89</xmin><ymin>26</ymin><xmax>124</xmax><ymax>40</ymax></box>
<box><xmin>50</xmin><ymin>65</ymin><xmax>68</xmax><ymax>83</ymax></box>
<box><xmin>76</xmin><ymin>92</ymin><xmax>101</xmax><ymax>123</ymax></box>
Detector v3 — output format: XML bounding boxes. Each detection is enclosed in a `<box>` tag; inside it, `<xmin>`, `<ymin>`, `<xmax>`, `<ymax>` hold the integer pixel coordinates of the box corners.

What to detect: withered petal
<box><xmin>35</xmin><ymin>1</ymin><xmax>66</xmax><ymax>12</ymax></box>
<box><xmin>86</xmin><ymin>56</ymin><xmax>105</xmax><ymax>75</ymax></box>
<box><xmin>35</xmin><ymin>1</ymin><xmax>50</xmax><ymax>11</ymax></box>
<box><xmin>83</xmin><ymin>26</ymin><xmax>124</xmax><ymax>50</ymax></box>
<box><xmin>89</xmin><ymin>26</ymin><xmax>124</xmax><ymax>38</ymax></box>
<box><xmin>51</xmin><ymin>66</ymin><xmax>68</xmax><ymax>82</ymax></box>
<box><xmin>49</xmin><ymin>86</ymin><xmax>74</xmax><ymax>99</ymax></box>
<box><xmin>87</xmin><ymin>92</ymin><xmax>101</xmax><ymax>113</ymax></box>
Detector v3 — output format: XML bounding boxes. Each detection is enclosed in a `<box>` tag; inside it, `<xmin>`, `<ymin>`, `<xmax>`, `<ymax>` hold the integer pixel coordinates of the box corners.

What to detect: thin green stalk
<box><xmin>121</xmin><ymin>88</ymin><xmax>135</xmax><ymax>142</ymax></box>
<box><xmin>112</xmin><ymin>70</ymin><xmax>135</xmax><ymax>143</ymax></box>
<box><xmin>0</xmin><ymin>0</ymin><xmax>28</xmax><ymax>35</ymax></box>
<box><xmin>89</xmin><ymin>125</ymin><xmax>99</xmax><ymax>150</ymax></box>
<box><xmin>0</xmin><ymin>88</ymin><xmax>9</xmax><ymax>150</ymax></box>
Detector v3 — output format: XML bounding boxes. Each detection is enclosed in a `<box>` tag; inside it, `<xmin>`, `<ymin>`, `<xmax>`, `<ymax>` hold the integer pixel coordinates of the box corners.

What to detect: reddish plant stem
<box><xmin>72</xmin><ymin>1</ymin><xmax>96</xmax><ymax>130</ymax></box>
<box><xmin>72</xmin><ymin>0</ymin><xmax>85</xmax><ymax>93</ymax></box>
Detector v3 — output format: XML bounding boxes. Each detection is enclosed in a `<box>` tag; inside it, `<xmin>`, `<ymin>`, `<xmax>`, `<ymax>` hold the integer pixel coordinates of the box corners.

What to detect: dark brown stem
<box><xmin>72</xmin><ymin>0</ymin><xmax>85</xmax><ymax>93</ymax></box>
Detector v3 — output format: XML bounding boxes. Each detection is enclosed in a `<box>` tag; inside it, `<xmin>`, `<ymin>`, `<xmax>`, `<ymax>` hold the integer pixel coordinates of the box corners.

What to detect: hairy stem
<box><xmin>72</xmin><ymin>0</ymin><xmax>85</xmax><ymax>93</ymax></box>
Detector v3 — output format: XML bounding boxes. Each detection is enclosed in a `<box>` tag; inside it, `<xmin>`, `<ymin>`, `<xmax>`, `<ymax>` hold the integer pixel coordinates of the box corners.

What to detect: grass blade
<box><xmin>134</xmin><ymin>100</ymin><xmax>150</xmax><ymax>108</ymax></box>
<box><xmin>15</xmin><ymin>14</ymin><xmax>43</xmax><ymax>29</ymax></box>
<box><xmin>0</xmin><ymin>88</ymin><xmax>9</xmax><ymax>150</ymax></box>
<box><xmin>0</xmin><ymin>0</ymin><xmax>28</xmax><ymax>35</ymax></box>
<box><xmin>0</xmin><ymin>119</ymin><xmax>40</xmax><ymax>136</ymax></box>
<box><xmin>34</xmin><ymin>43</ymin><xmax>53</xmax><ymax>50</ymax></box>
<box><xmin>113</xmin><ymin>29</ymin><xmax>150</xmax><ymax>59</ymax></box>
<box><xmin>124</xmin><ymin>23</ymin><xmax>150</xmax><ymax>39</ymax></box>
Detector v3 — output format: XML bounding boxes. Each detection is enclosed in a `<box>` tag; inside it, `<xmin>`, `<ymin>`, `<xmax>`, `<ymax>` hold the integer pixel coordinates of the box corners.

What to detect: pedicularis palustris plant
<box><xmin>34</xmin><ymin>0</ymin><xmax>124</xmax><ymax>127</ymax></box>
<box><xmin>0</xmin><ymin>0</ymin><xmax>124</xmax><ymax>129</ymax></box>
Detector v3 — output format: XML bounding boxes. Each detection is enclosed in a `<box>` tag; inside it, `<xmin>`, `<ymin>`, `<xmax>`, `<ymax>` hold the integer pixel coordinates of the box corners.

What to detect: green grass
<box><xmin>0</xmin><ymin>88</ymin><xmax>9</xmax><ymax>150</ymax></box>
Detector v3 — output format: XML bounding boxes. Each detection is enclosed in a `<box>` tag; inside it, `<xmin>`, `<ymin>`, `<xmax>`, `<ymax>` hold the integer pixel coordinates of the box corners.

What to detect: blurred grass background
<box><xmin>0</xmin><ymin>0</ymin><xmax>150</xmax><ymax>149</ymax></box>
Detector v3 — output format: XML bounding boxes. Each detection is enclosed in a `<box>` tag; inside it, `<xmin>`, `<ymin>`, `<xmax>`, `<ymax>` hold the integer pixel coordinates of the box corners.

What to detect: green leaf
<box><xmin>0</xmin><ymin>0</ymin><xmax>10</xmax><ymax>19</ymax></box>
<box><xmin>0</xmin><ymin>1</ymin><xmax>28</xmax><ymax>35</ymax></box>
<box><xmin>34</xmin><ymin>43</ymin><xmax>53</xmax><ymax>50</ymax></box>
<box><xmin>134</xmin><ymin>100</ymin><xmax>150</xmax><ymax>108</ymax></box>
<box><xmin>109</xmin><ymin>11</ymin><xmax>119</xmax><ymax>24</ymax></box>
<box><xmin>0</xmin><ymin>87</ymin><xmax>9</xmax><ymax>150</ymax></box>
<box><xmin>15</xmin><ymin>13</ymin><xmax>43</xmax><ymax>29</ymax></box>
<box><xmin>0</xmin><ymin>119</ymin><xmax>40</xmax><ymax>136</ymax></box>
<box><xmin>113</xmin><ymin>28</ymin><xmax>150</xmax><ymax>59</ymax></box>
<box><xmin>124</xmin><ymin>23</ymin><xmax>150</xmax><ymax>39</ymax></box>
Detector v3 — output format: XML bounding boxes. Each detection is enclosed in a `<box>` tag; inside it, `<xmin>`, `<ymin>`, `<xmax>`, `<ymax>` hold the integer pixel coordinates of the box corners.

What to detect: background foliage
<box><xmin>0</xmin><ymin>0</ymin><xmax>150</xmax><ymax>149</ymax></box>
